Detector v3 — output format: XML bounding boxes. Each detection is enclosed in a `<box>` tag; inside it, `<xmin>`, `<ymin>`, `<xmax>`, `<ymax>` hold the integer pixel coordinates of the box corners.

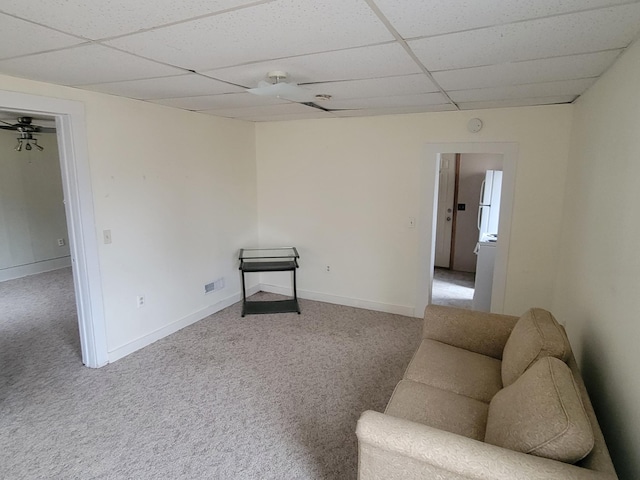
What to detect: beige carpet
<box><xmin>0</xmin><ymin>268</ymin><xmax>421</xmax><ymax>479</ymax></box>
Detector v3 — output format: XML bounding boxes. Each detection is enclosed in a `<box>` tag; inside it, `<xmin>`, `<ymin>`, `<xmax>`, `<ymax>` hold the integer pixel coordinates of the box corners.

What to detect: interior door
<box><xmin>434</xmin><ymin>154</ymin><xmax>456</xmax><ymax>268</ymax></box>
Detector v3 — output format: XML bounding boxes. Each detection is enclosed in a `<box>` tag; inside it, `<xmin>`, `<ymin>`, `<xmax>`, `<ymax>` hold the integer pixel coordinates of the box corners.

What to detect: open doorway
<box><xmin>415</xmin><ymin>142</ymin><xmax>517</xmax><ymax>317</ymax></box>
<box><xmin>0</xmin><ymin>112</ymin><xmax>83</xmax><ymax>365</ymax></box>
<box><xmin>0</xmin><ymin>89</ymin><xmax>108</xmax><ymax>368</ymax></box>
<box><xmin>431</xmin><ymin>153</ymin><xmax>504</xmax><ymax>310</ymax></box>
<box><xmin>0</xmin><ymin>114</ymin><xmax>71</xmax><ymax>281</ymax></box>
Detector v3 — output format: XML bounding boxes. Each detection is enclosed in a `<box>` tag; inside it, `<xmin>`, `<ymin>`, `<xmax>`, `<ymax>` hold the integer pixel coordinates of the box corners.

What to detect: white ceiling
<box><xmin>0</xmin><ymin>0</ymin><xmax>639</xmax><ymax>122</ymax></box>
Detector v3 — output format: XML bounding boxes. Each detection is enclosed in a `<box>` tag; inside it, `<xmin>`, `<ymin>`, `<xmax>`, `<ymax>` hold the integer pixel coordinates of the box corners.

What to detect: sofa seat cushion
<box><xmin>403</xmin><ymin>339</ymin><xmax>502</xmax><ymax>403</ymax></box>
<box><xmin>501</xmin><ymin>308</ymin><xmax>571</xmax><ymax>387</ymax></box>
<box><xmin>385</xmin><ymin>379</ymin><xmax>489</xmax><ymax>441</ymax></box>
<box><xmin>485</xmin><ymin>356</ymin><xmax>594</xmax><ymax>464</ymax></box>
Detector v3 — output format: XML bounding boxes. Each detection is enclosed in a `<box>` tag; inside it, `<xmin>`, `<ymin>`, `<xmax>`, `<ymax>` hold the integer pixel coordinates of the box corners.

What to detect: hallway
<box><xmin>431</xmin><ymin>267</ymin><xmax>475</xmax><ymax>310</ymax></box>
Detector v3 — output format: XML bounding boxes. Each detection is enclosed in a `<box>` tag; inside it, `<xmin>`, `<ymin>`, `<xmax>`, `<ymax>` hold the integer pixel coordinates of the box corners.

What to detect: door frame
<box><xmin>449</xmin><ymin>153</ymin><xmax>461</xmax><ymax>269</ymax></box>
<box><xmin>0</xmin><ymin>89</ymin><xmax>108</xmax><ymax>368</ymax></box>
<box><xmin>416</xmin><ymin>142</ymin><xmax>518</xmax><ymax>316</ymax></box>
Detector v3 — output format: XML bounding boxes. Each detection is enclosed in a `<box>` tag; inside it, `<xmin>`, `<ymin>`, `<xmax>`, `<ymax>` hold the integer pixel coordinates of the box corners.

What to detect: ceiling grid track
<box><xmin>363</xmin><ymin>0</ymin><xmax>460</xmax><ymax>110</ymax></box>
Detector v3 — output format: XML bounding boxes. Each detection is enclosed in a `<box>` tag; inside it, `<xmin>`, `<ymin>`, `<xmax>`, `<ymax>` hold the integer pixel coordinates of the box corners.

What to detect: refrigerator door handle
<box><xmin>477</xmin><ymin>205</ymin><xmax>484</xmax><ymax>231</ymax></box>
<box><xmin>479</xmin><ymin>179</ymin><xmax>486</xmax><ymax>205</ymax></box>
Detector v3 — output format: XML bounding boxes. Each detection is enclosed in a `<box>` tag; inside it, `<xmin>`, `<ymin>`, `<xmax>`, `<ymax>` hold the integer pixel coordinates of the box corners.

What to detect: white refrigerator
<box><xmin>473</xmin><ymin>170</ymin><xmax>502</xmax><ymax>312</ymax></box>
<box><xmin>477</xmin><ymin>170</ymin><xmax>502</xmax><ymax>242</ymax></box>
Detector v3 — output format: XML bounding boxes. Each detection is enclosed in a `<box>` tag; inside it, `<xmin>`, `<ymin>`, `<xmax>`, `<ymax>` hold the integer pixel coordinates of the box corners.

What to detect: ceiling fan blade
<box><xmin>0</xmin><ymin>124</ymin><xmax>17</xmax><ymax>130</ymax></box>
<box><xmin>36</xmin><ymin>126</ymin><xmax>57</xmax><ymax>133</ymax></box>
<box><xmin>248</xmin><ymin>81</ymin><xmax>315</xmax><ymax>103</ymax></box>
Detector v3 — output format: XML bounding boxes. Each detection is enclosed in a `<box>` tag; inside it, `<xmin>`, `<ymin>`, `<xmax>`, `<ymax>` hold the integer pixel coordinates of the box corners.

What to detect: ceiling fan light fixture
<box><xmin>2</xmin><ymin>116</ymin><xmax>51</xmax><ymax>152</ymax></box>
<box><xmin>247</xmin><ymin>71</ymin><xmax>315</xmax><ymax>103</ymax></box>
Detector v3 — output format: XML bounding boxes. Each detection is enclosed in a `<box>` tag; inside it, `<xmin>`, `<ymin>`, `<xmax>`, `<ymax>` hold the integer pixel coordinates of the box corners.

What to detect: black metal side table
<box><xmin>239</xmin><ymin>247</ymin><xmax>300</xmax><ymax>317</ymax></box>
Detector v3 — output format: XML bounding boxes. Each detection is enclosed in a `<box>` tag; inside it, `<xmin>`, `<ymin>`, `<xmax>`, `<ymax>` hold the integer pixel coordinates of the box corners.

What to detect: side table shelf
<box><xmin>239</xmin><ymin>247</ymin><xmax>301</xmax><ymax>317</ymax></box>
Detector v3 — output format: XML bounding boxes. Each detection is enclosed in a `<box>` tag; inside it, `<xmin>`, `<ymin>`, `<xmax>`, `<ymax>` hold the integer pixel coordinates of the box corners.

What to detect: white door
<box><xmin>434</xmin><ymin>154</ymin><xmax>456</xmax><ymax>268</ymax></box>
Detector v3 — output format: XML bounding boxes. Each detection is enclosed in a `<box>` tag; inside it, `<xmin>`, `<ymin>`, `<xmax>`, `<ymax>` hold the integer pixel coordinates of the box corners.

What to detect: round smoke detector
<box><xmin>467</xmin><ymin>118</ymin><xmax>483</xmax><ymax>133</ymax></box>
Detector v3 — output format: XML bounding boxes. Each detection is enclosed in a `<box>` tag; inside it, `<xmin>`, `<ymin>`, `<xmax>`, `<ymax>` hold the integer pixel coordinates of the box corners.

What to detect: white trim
<box><xmin>0</xmin><ymin>90</ymin><xmax>108</xmax><ymax>368</ymax></box>
<box><xmin>0</xmin><ymin>256</ymin><xmax>71</xmax><ymax>282</ymax></box>
<box><xmin>260</xmin><ymin>283</ymin><xmax>416</xmax><ymax>317</ymax></box>
<box><xmin>107</xmin><ymin>285</ymin><xmax>261</xmax><ymax>362</ymax></box>
<box><xmin>416</xmin><ymin>142</ymin><xmax>518</xmax><ymax>317</ymax></box>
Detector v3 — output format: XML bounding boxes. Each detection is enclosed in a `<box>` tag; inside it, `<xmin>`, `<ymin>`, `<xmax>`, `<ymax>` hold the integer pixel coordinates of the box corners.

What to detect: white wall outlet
<box><xmin>103</xmin><ymin>229</ymin><xmax>112</xmax><ymax>244</ymax></box>
<box><xmin>136</xmin><ymin>295</ymin><xmax>145</xmax><ymax>308</ymax></box>
<box><xmin>326</xmin><ymin>265</ymin><xmax>331</xmax><ymax>273</ymax></box>
<box><xmin>57</xmin><ymin>238</ymin><xmax>65</xmax><ymax>246</ymax></box>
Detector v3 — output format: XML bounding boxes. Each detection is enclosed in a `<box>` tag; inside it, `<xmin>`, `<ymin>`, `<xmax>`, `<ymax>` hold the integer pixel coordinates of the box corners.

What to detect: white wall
<box><xmin>553</xmin><ymin>39</ymin><xmax>640</xmax><ymax>480</ymax></box>
<box><xmin>256</xmin><ymin>106</ymin><xmax>573</xmax><ymax>316</ymax></box>
<box><xmin>0</xmin><ymin>74</ymin><xmax>258</xmax><ymax>359</ymax></box>
<box><xmin>0</xmin><ymin>129</ymin><xmax>71</xmax><ymax>280</ymax></box>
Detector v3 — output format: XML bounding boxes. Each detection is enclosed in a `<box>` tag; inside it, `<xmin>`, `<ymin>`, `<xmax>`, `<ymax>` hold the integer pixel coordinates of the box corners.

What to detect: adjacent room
<box><xmin>0</xmin><ymin>1</ymin><xmax>639</xmax><ymax>479</ymax></box>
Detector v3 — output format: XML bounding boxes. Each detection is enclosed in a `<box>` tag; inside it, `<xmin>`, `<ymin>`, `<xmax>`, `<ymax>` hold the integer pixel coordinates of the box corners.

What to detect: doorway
<box><xmin>431</xmin><ymin>153</ymin><xmax>504</xmax><ymax>309</ymax></box>
<box><xmin>415</xmin><ymin>142</ymin><xmax>517</xmax><ymax>317</ymax></box>
<box><xmin>0</xmin><ymin>89</ymin><xmax>108</xmax><ymax>368</ymax></box>
<box><xmin>0</xmin><ymin>114</ymin><xmax>71</xmax><ymax>281</ymax></box>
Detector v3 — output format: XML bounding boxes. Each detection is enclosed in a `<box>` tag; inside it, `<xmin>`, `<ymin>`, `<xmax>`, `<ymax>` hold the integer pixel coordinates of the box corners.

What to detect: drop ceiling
<box><xmin>0</xmin><ymin>0</ymin><xmax>639</xmax><ymax>122</ymax></box>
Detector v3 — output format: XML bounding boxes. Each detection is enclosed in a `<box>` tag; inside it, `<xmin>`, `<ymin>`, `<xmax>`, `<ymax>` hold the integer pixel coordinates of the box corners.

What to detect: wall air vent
<box><xmin>205</xmin><ymin>277</ymin><xmax>225</xmax><ymax>294</ymax></box>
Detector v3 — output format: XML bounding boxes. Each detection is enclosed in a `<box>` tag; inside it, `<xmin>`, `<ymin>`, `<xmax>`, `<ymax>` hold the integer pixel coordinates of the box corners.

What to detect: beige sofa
<box><xmin>356</xmin><ymin>305</ymin><xmax>618</xmax><ymax>480</ymax></box>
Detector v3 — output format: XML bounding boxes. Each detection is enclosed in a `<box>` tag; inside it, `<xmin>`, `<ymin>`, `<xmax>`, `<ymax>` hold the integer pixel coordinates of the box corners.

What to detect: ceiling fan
<box><xmin>0</xmin><ymin>116</ymin><xmax>55</xmax><ymax>151</ymax></box>
<box><xmin>247</xmin><ymin>71</ymin><xmax>355</xmax><ymax>113</ymax></box>
<box><xmin>247</xmin><ymin>71</ymin><xmax>316</xmax><ymax>103</ymax></box>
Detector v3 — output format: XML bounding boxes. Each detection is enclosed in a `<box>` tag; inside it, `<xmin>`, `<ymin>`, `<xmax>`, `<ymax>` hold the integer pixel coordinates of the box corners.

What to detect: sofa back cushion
<box><xmin>485</xmin><ymin>357</ymin><xmax>594</xmax><ymax>463</ymax></box>
<box><xmin>501</xmin><ymin>308</ymin><xmax>571</xmax><ymax>387</ymax></box>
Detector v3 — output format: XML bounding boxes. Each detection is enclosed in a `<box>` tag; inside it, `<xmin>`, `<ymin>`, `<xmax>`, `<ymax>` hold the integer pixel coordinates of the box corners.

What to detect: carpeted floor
<box><xmin>0</xmin><ymin>268</ymin><xmax>421</xmax><ymax>479</ymax></box>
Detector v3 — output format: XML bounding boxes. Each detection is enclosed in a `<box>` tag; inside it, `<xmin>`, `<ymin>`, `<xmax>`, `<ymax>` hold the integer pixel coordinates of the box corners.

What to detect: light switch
<box><xmin>103</xmin><ymin>229</ymin><xmax>112</xmax><ymax>244</ymax></box>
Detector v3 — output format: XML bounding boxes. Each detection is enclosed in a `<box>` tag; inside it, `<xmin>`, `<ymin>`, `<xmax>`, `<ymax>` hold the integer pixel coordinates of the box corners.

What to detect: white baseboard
<box><xmin>0</xmin><ymin>256</ymin><xmax>72</xmax><ymax>282</ymax></box>
<box><xmin>107</xmin><ymin>282</ymin><xmax>417</xmax><ymax>363</ymax></box>
<box><xmin>107</xmin><ymin>284</ymin><xmax>260</xmax><ymax>363</ymax></box>
<box><xmin>259</xmin><ymin>283</ymin><xmax>417</xmax><ymax>317</ymax></box>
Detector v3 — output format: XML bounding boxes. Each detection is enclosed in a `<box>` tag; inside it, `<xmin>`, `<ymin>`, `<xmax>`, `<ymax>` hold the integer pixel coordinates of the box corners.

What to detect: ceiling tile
<box><xmin>230</xmin><ymin>111</ymin><xmax>336</xmax><ymax>122</ymax></box>
<box><xmin>106</xmin><ymin>0</ymin><xmax>394</xmax><ymax>71</ymax></box>
<box><xmin>0</xmin><ymin>1</ymin><xmax>264</xmax><ymax>39</ymax></box>
<box><xmin>79</xmin><ymin>74</ymin><xmax>243</xmax><ymax>100</ymax></box>
<box><xmin>304</xmin><ymin>74</ymin><xmax>439</xmax><ymax>100</ymax></box>
<box><xmin>375</xmin><ymin>0</ymin><xmax>635</xmax><ymax>38</ymax></box>
<box><xmin>0</xmin><ymin>44</ymin><xmax>183</xmax><ymax>86</ymax></box>
<box><xmin>433</xmin><ymin>50</ymin><xmax>621</xmax><ymax>91</ymax></box>
<box><xmin>458</xmin><ymin>95</ymin><xmax>577</xmax><ymax>110</ymax></box>
<box><xmin>202</xmin><ymin>43</ymin><xmax>421</xmax><ymax>87</ymax></box>
<box><xmin>331</xmin><ymin>104</ymin><xmax>457</xmax><ymax>118</ymax></box>
<box><xmin>150</xmin><ymin>92</ymin><xmax>287</xmax><ymax>111</ymax></box>
<box><xmin>409</xmin><ymin>3</ymin><xmax>640</xmax><ymax>71</ymax></box>
<box><xmin>0</xmin><ymin>13</ymin><xmax>84</xmax><ymax>60</ymax></box>
<box><xmin>449</xmin><ymin>78</ymin><xmax>596</xmax><ymax>103</ymax></box>
<box><xmin>325</xmin><ymin>92</ymin><xmax>448</xmax><ymax>110</ymax></box>
<box><xmin>203</xmin><ymin>102</ymin><xmax>315</xmax><ymax>118</ymax></box>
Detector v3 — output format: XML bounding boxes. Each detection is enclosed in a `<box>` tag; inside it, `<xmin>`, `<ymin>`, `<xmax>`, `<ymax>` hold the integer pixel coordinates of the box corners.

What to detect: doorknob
<box><xmin>446</xmin><ymin>217</ymin><xmax>451</xmax><ymax>221</ymax></box>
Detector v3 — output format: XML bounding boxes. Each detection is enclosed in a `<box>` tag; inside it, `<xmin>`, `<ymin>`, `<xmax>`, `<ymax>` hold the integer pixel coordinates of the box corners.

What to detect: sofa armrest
<box><xmin>423</xmin><ymin>305</ymin><xmax>519</xmax><ymax>359</ymax></box>
<box><xmin>356</xmin><ymin>411</ymin><xmax>617</xmax><ymax>480</ymax></box>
